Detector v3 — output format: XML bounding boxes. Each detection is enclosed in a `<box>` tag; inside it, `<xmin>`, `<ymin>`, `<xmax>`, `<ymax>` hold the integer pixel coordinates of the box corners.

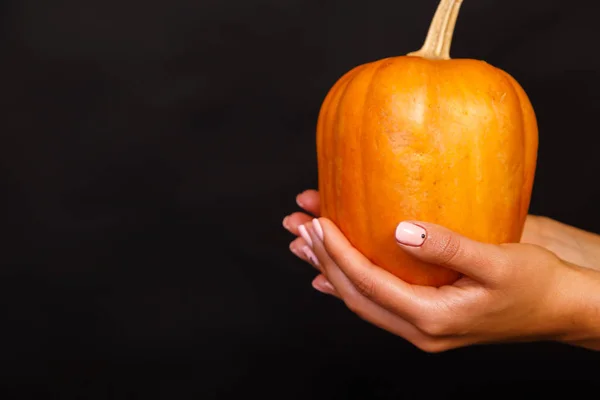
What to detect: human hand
<box><xmin>283</xmin><ymin>190</ymin><xmax>600</xmax><ymax>352</ymax></box>
<box><xmin>521</xmin><ymin>215</ymin><xmax>600</xmax><ymax>271</ymax></box>
<box><xmin>285</xmin><ymin>190</ymin><xmax>600</xmax><ymax>272</ymax></box>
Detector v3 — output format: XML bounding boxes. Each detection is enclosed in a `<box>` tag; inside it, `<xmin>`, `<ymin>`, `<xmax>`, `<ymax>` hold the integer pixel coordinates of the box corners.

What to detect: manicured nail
<box><xmin>302</xmin><ymin>246</ymin><xmax>319</xmax><ymax>266</ymax></box>
<box><xmin>282</xmin><ymin>216</ymin><xmax>290</xmax><ymax>230</ymax></box>
<box><xmin>395</xmin><ymin>222</ymin><xmax>427</xmax><ymax>247</ymax></box>
<box><xmin>298</xmin><ymin>224</ymin><xmax>313</xmax><ymax>248</ymax></box>
<box><xmin>313</xmin><ymin>278</ymin><xmax>335</xmax><ymax>294</ymax></box>
<box><xmin>296</xmin><ymin>194</ymin><xmax>304</xmax><ymax>208</ymax></box>
<box><xmin>312</xmin><ymin>218</ymin><xmax>323</xmax><ymax>241</ymax></box>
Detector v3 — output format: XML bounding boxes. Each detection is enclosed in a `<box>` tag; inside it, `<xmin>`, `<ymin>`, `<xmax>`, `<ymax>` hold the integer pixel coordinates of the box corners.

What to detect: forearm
<box><xmin>559</xmin><ymin>264</ymin><xmax>600</xmax><ymax>350</ymax></box>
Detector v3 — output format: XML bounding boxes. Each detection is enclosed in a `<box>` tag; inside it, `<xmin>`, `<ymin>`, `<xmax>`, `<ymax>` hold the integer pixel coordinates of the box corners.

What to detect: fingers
<box><xmin>295</xmin><ymin>189</ymin><xmax>321</xmax><ymax>216</ymax></box>
<box><xmin>282</xmin><ymin>189</ymin><xmax>320</xmax><ymax>236</ymax></box>
<box><xmin>303</xmin><ymin>221</ymin><xmax>462</xmax><ymax>353</ymax></box>
<box><xmin>283</xmin><ymin>189</ymin><xmax>321</xmax><ymax>270</ymax></box>
<box><xmin>311</xmin><ymin>274</ymin><xmax>340</xmax><ymax>298</ymax></box>
<box><xmin>314</xmin><ymin>269</ymin><xmax>443</xmax><ymax>352</ymax></box>
<box><xmin>283</xmin><ymin>211</ymin><xmax>315</xmax><ymax>236</ymax></box>
<box><xmin>289</xmin><ymin>236</ymin><xmax>322</xmax><ymax>272</ymax></box>
<box><xmin>310</xmin><ymin>219</ymin><xmax>433</xmax><ymax>325</ymax></box>
<box><xmin>395</xmin><ymin>221</ymin><xmax>512</xmax><ymax>284</ymax></box>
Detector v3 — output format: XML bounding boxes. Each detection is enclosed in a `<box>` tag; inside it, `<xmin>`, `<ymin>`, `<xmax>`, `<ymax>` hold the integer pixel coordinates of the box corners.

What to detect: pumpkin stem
<box><xmin>407</xmin><ymin>0</ymin><xmax>463</xmax><ymax>60</ymax></box>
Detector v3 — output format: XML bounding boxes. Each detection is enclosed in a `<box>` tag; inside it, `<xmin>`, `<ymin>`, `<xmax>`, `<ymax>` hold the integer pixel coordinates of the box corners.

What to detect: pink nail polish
<box><xmin>302</xmin><ymin>246</ymin><xmax>319</xmax><ymax>266</ymax></box>
<box><xmin>395</xmin><ymin>222</ymin><xmax>427</xmax><ymax>247</ymax></box>
<box><xmin>298</xmin><ymin>225</ymin><xmax>313</xmax><ymax>248</ymax></box>
<box><xmin>312</xmin><ymin>218</ymin><xmax>324</xmax><ymax>241</ymax></box>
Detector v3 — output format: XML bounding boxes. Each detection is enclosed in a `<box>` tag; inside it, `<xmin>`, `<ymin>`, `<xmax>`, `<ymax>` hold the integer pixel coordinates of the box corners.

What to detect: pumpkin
<box><xmin>316</xmin><ymin>0</ymin><xmax>538</xmax><ymax>287</ymax></box>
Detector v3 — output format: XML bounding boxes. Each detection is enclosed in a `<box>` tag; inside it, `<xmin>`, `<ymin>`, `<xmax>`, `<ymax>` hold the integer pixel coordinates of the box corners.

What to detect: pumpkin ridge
<box><xmin>353</xmin><ymin>60</ymin><xmax>389</xmax><ymax>254</ymax></box>
<box><xmin>331</xmin><ymin>67</ymin><xmax>365</xmax><ymax>224</ymax></box>
<box><xmin>499</xmin><ymin>70</ymin><xmax>539</xmax><ymax>238</ymax></box>
<box><xmin>358</xmin><ymin>59</ymin><xmax>396</xmax><ymax>254</ymax></box>
<box><xmin>318</xmin><ymin>69</ymin><xmax>355</xmax><ymax>218</ymax></box>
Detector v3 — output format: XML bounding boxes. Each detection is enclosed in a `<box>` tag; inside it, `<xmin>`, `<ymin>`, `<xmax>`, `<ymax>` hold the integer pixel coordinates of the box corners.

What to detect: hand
<box><xmin>521</xmin><ymin>215</ymin><xmax>600</xmax><ymax>271</ymax></box>
<box><xmin>284</xmin><ymin>190</ymin><xmax>600</xmax><ymax>272</ymax></box>
<box><xmin>283</xmin><ymin>190</ymin><xmax>600</xmax><ymax>352</ymax></box>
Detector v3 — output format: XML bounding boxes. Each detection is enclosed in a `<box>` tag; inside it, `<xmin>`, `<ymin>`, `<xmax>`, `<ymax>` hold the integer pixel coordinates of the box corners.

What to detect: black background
<box><xmin>1</xmin><ymin>0</ymin><xmax>600</xmax><ymax>398</ymax></box>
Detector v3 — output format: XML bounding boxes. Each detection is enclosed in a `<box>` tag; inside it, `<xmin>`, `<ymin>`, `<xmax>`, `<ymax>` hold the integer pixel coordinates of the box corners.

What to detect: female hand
<box><xmin>285</xmin><ymin>190</ymin><xmax>600</xmax><ymax>272</ymax></box>
<box><xmin>283</xmin><ymin>190</ymin><xmax>600</xmax><ymax>352</ymax></box>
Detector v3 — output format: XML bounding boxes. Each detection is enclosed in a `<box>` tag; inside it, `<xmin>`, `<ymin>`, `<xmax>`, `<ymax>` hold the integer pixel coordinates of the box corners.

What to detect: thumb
<box><xmin>394</xmin><ymin>221</ymin><xmax>511</xmax><ymax>283</ymax></box>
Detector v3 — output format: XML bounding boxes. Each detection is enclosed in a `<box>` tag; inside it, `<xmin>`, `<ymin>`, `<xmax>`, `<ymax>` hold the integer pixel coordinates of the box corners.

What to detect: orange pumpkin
<box><xmin>316</xmin><ymin>0</ymin><xmax>538</xmax><ymax>287</ymax></box>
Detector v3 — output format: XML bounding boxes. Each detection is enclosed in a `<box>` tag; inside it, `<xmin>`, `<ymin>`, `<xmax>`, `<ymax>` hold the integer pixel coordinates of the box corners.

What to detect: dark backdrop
<box><xmin>1</xmin><ymin>0</ymin><xmax>599</xmax><ymax>398</ymax></box>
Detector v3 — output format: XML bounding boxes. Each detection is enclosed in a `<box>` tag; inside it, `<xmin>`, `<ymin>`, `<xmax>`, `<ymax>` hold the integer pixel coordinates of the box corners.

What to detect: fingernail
<box><xmin>395</xmin><ymin>222</ymin><xmax>427</xmax><ymax>247</ymax></box>
<box><xmin>296</xmin><ymin>194</ymin><xmax>304</xmax><ymax>208</ymax></box>
<box><xmin>282</xmin><ymin>216</ymin><xmax>290</xmax><ymax>230</ymax></box>
<box><xmin>312</xmin><ymin>218</ymin><xmax>323</xmax><ymax>241</ymax></box>
<box><xmin>298</xmin><ymin>224</ymin><xmax>312</xmax><ymax>248</ymax></box>
<box><xmin>313</xmin><ymin>278</ymin><xmax>335</xmax><ymax>294</ymax></box>
<box><xmin>302</xmin><ymin>246</ymin><xmax>319</xmax><ymax>266</ymax></box>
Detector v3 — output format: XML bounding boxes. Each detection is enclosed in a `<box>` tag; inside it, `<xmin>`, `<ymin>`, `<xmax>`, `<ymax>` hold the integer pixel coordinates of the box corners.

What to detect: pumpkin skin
<box><xmin>315</xmin><ymin>2</ymin><xmax>538</xmax><ymax>287</ymax></box>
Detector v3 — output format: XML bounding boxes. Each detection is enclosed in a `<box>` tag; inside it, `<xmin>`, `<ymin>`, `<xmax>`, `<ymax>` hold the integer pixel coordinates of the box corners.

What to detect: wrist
<box><xmin>556</xmin><ymin>263</ymin><xmax>600</xmax><ymax>349</ymax></box>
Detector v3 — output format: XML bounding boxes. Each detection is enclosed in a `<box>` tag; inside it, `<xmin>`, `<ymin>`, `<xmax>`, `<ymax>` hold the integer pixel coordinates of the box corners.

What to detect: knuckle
<box><xmin>418</xmin><ymin>319</ymin><xmax>451</xmax><ymax>337</ymax></box>
<box><xmin>414</xmin><ymin>312</ymin><xmax>444</xmax><ymax>336</ymax></box>
<box><xmin>494</xmin><ymin>243</ymin><xmax>556</xmax><ymax>283</ymax></box>
<box><xmin>437</xmin><ymin>234</ymin><xmax>462</xmax><ymax>267</ymax></box>
<box><xmin>414</xmin><ymin>309</ymin><xmax>462</xmax><ymax>337</ymax></box>
<box><xmin>352</xmin><ymin>273</ymin><xmax>377</xmax><ymax>299</ymax></box>
<box><xmin>491</xmin><ymin>245</ymin><xmax>520</xmax><ymax>282</ymax></box>
<box><xmin>529</xmin><ymin>244</ymin><xmax>560</xmax><ymax>262</ymax></box>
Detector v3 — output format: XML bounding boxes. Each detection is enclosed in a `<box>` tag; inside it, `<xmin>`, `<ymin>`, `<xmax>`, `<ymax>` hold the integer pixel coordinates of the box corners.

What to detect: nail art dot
<box><xmin>421</xmin><ymin>233</ymin><xmax>426</xmax><ymax>239</ymax></box>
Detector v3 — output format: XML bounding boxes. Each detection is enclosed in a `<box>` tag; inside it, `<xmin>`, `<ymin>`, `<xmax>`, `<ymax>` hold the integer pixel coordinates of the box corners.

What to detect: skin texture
<box><xmin>283</xmin><ymin>190</ymin><xmax>600</xmax><ymax>352</ymax></box>
<box><xmin>317</xmin><ymin>56</ymin><xmax>539</xmax><ymax>287</ymax></box>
